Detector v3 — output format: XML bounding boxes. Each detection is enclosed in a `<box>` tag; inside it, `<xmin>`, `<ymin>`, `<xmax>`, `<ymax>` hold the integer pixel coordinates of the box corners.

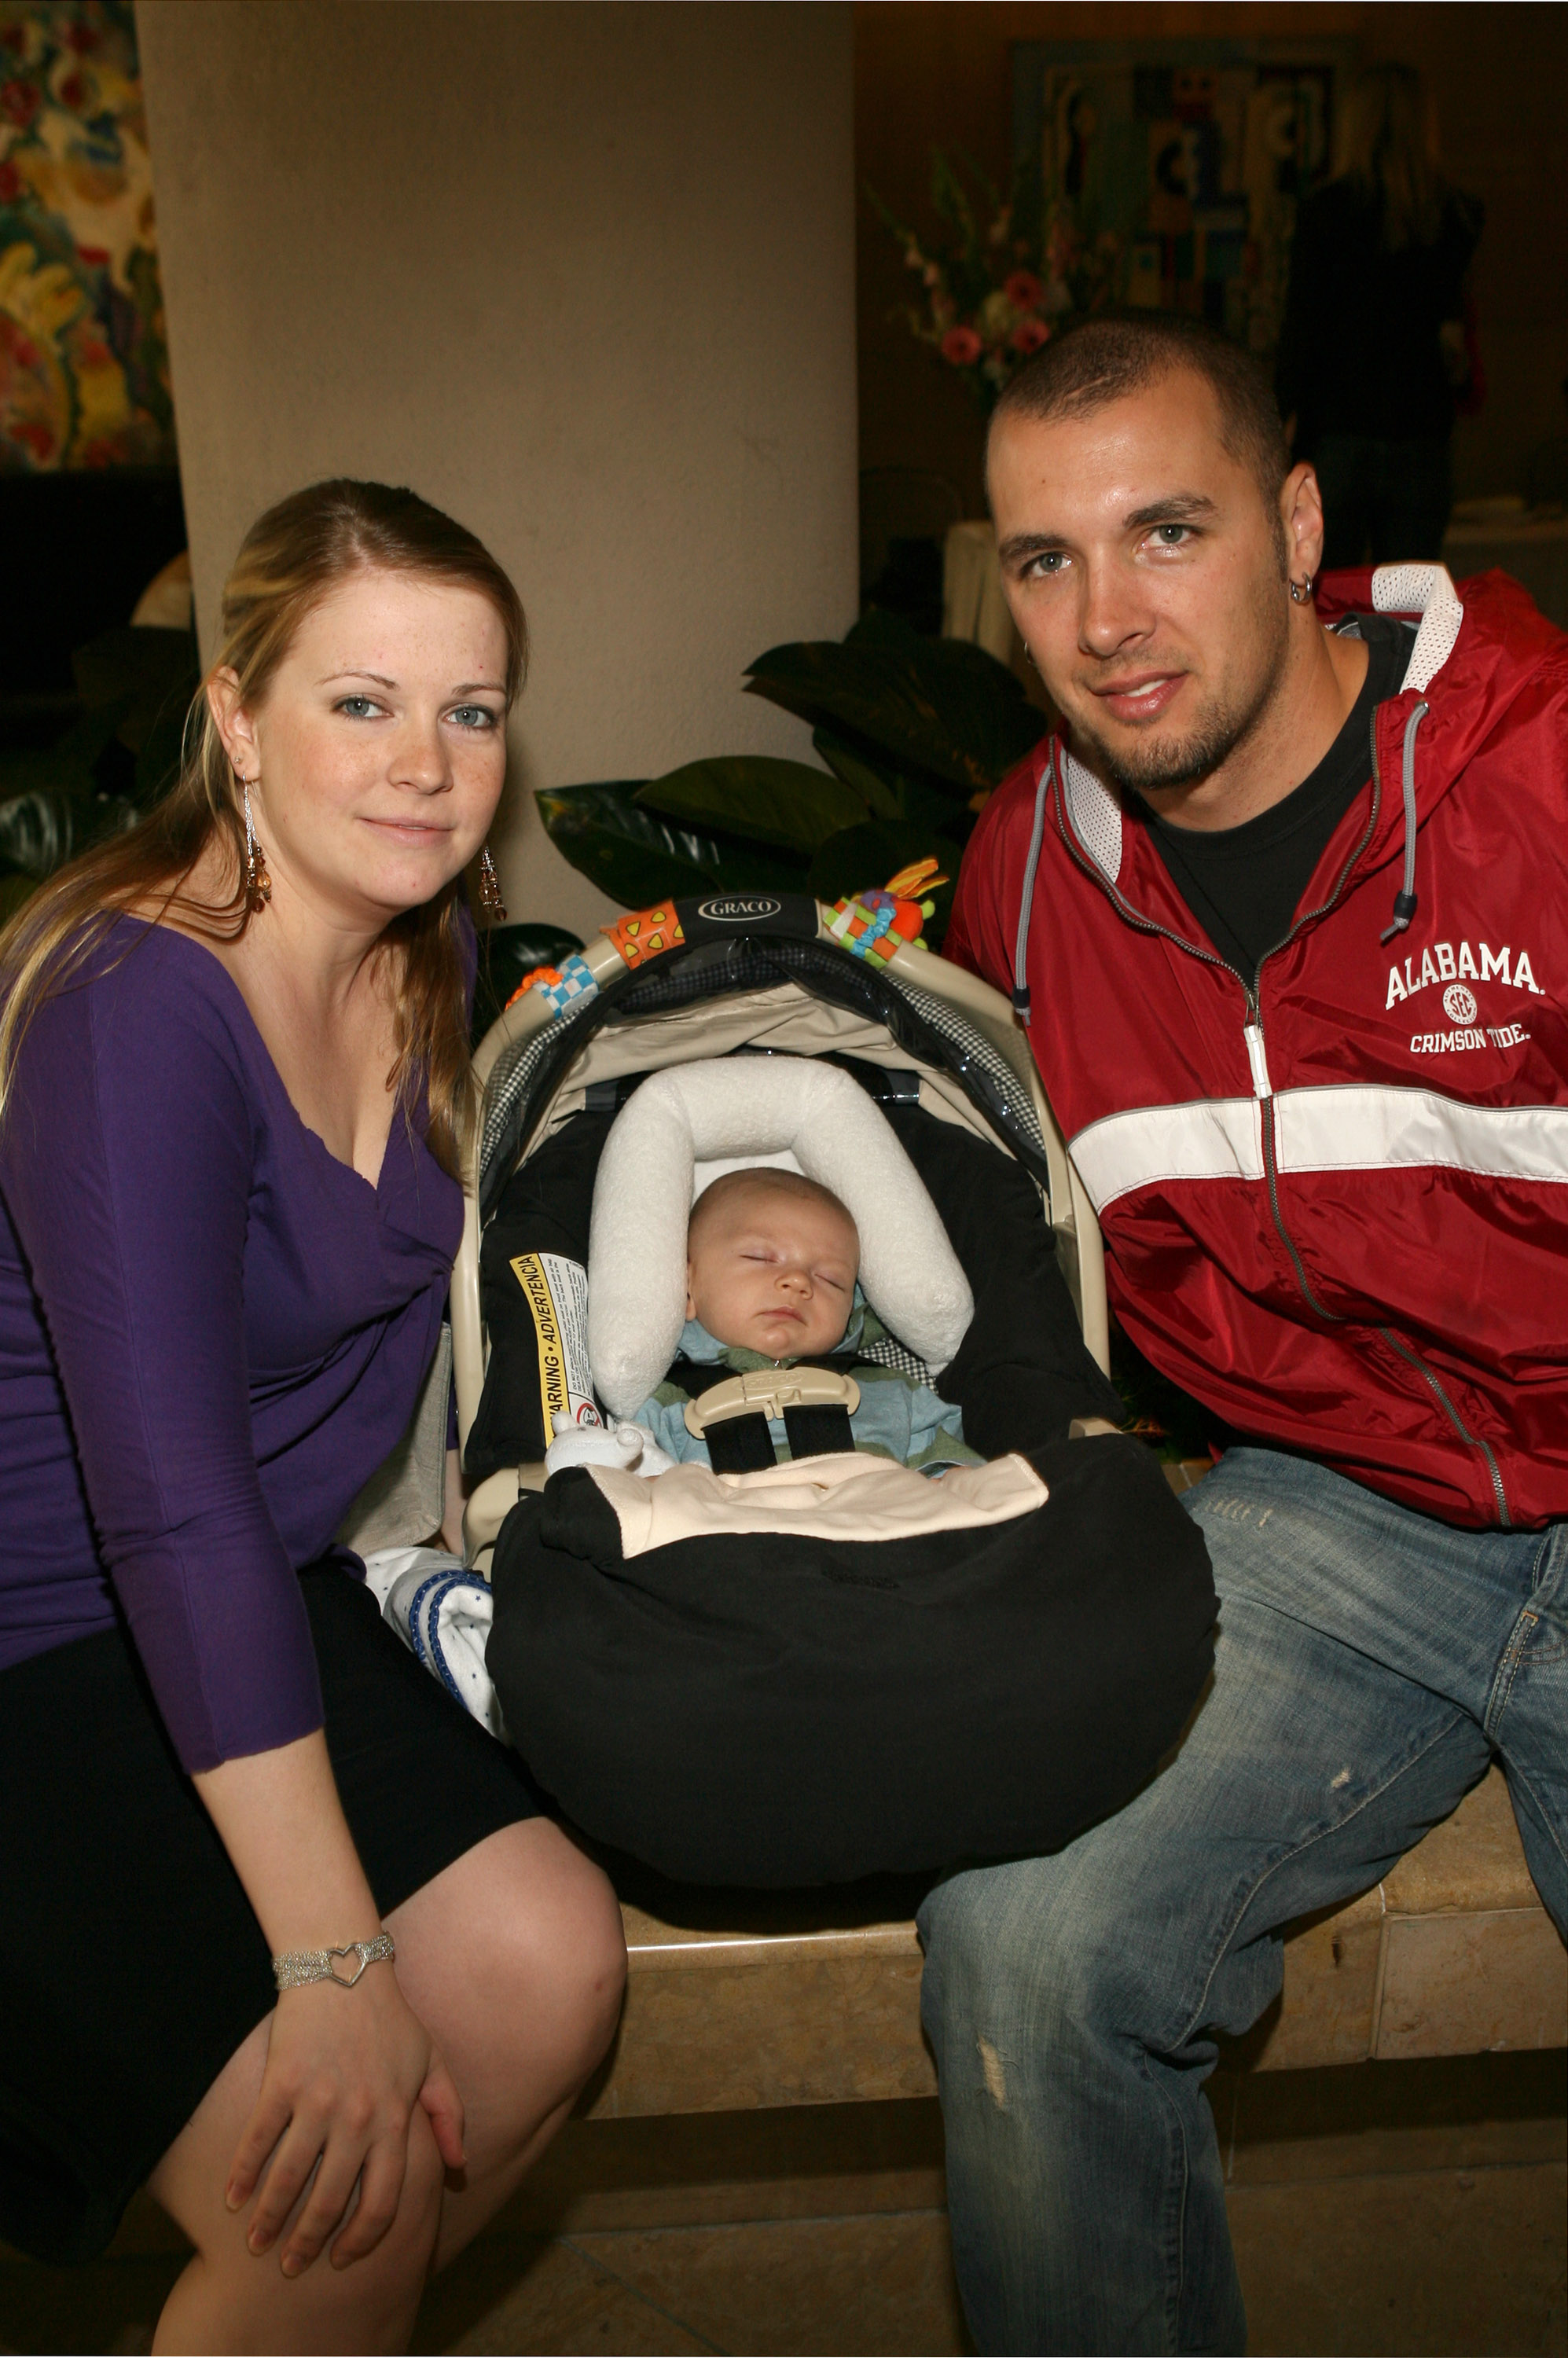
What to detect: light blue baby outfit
<box><xmin>631</xmin><ymin>1300</ymin><xmax>981</xmax><ymax>1474</ymax></box>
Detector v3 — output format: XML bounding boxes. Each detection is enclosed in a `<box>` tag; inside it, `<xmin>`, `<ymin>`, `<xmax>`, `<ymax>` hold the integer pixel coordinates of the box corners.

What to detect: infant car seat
<box><xmin>455</xmin><ymin>891</ymin><xmax>1216</xmax><ymax>1886</ymax></box>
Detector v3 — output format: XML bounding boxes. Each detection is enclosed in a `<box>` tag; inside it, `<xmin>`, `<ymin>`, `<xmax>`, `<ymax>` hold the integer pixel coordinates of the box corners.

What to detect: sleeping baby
<box><xmin>546</xmin><ymin>1166</ymin><xmax>978</xmax><ymax>1478</ymax></box>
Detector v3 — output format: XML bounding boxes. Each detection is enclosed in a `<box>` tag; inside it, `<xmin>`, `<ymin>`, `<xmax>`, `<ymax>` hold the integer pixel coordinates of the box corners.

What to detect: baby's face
<box><xmin>686</xmin><ymin>1185</ymin><xmax>859</xmax><ymax>1361</ymax></box>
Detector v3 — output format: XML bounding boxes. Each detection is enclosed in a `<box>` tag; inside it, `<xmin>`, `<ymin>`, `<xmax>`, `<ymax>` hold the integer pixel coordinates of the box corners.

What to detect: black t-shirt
<box><xmin>1134</xmin><ymin>615</ymin><xmax>1412</xmax><ymax>985</ymax></box>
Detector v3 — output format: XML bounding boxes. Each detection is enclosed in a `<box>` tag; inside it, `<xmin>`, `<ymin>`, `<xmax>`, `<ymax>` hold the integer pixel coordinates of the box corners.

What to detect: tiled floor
<box><xmin>2</xmin><ymin>2054</ymin><xmax>1563</xmax><ymax>2356</ymax></box>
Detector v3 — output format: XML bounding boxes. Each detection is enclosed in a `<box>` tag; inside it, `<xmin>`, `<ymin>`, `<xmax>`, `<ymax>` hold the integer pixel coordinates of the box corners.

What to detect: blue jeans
<box><xmin>918</xmin><ymin>1448</ymin><xmax>1568</xmax><ymax>2355</ymax></box>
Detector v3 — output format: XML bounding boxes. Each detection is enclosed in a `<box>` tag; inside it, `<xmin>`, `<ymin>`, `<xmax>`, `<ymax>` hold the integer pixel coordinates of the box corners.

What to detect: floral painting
<box><xmin>0</xmin><ymin>0</ymin><xmax>173</xmax><ymax>469</ymax></box>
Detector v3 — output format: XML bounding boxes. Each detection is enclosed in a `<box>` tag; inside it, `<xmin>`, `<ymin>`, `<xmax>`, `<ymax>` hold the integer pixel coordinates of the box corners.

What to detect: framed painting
<box><xmin>1012</xmin><ymin>36</ymin><xmax>1358</xmax><ymax>354</ymax></box>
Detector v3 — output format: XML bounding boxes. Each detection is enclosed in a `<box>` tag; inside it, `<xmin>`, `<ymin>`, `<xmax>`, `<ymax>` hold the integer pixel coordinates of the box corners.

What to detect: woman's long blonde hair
<box><xmin>0</xmin><ymin>479</ymin><xmax>526</xmax><ymax>1178</ymax></box>
<box><xmin>1335</xmin><ymin>64</ymin><xmax>1445</xmax><ymax>251</ymax></box>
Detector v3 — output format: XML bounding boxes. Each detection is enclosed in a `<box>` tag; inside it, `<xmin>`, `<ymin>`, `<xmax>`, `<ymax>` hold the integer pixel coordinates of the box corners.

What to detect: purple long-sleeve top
<box><xmin>0</xmin><ymin>917</ymin><xmax>463</xmax><ymax>1773</ymax></box>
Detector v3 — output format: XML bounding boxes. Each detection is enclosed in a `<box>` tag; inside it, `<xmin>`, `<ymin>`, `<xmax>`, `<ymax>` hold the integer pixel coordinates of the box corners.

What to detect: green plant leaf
<box><xmin>746</xmin><ymin>615</ymin><xmax>1045</xmax><ymax>800</ymax></box>
<box><xmin>806</xmin><ymin>819</ymin><xmax>963</xmax><ymax>946</ymax></box>
<box><xmin>811</xmin><ymin>728</ymin><xmax>968</xmax><ymax>836</ymax></box>
<box><xmin>809</xmin><ymin>729</ymin><xmax>902</xmax><ymax>821</ymax></box>
<box><xmin>635</xmin><ymin>757</ymin><xmax>868</xmax><ymax>858</ymax></box>
<box><xmin>537</xmin><ymin>782</ymin><xmax>808</xmax><ymax>911</ymax></box>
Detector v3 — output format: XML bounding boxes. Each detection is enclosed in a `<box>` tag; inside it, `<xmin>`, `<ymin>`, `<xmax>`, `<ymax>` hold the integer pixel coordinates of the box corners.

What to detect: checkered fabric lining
<box><xmin>881</xmin><ymin>968</ymin><xmax>1049</xmax><ymax>1165</ymax></box>
<box><xmin>480</xmin><ymin>1019</ymin><xmax>590</xmax><ymax>1187</ymax></box>
<box><xmin>857</xmin><ymin>1335</ymin><xmax>934</xmax><ymax>1383</ymax></box>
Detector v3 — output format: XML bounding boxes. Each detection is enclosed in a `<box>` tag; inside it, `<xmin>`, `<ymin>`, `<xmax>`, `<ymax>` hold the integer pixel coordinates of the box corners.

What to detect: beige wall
<box><xmin>138</xmin><ymin>0</ymin><xmax>857</xmax><ymax>939</ymax></box>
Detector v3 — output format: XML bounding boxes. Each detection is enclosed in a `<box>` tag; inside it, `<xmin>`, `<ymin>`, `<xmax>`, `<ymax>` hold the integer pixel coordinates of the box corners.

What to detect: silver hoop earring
<box><xmin>240</xmin><ymin>776</ymin><xmax>271</xmax><ymax>913</ymax></box>
<box><xmin>1289</xmin><ymin>574</ymin><xmax>1315</xmax><ymax>606</ymax></box>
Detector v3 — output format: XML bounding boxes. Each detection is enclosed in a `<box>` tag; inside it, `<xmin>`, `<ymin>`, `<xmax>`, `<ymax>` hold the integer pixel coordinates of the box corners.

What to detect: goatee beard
<box><xmin>1071</xmin><ymin>615</ymin><xmax>1288</xmax><ymax>801</ymax></box>
<box><xmin>1077</xmin><ymin>695</ymin><xmax>1265</xmax><ymax>798</ymax></box>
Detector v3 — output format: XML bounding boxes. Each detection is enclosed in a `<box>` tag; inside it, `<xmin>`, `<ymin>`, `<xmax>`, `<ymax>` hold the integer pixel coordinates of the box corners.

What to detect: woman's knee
<box><xmin>406</xmin><ymin>1822</ymin><xmax>626</xmax><ymax>2099</ymax></box>
<box><xmin>516</xmin><ymin>1840</ymin><xmax>626</xmax><ymax>2081</ymax></box>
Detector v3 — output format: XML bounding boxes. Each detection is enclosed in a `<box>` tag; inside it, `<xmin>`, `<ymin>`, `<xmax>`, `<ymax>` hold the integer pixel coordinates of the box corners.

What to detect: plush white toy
<box><xmin>587</xmin><ymin>1056</ymin><xmax>975</xmax><ymax>1420</ymax></box>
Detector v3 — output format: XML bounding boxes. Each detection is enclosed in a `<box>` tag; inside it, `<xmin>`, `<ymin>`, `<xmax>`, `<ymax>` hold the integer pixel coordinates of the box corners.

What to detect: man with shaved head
<box><xmin>922</xmin><ymin>312</ymin><xmax>1568</xmax><ymax>2353</ymax></box>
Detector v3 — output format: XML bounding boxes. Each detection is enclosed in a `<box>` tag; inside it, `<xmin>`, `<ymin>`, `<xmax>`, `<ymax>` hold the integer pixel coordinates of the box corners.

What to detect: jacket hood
<box><xmin>1317</xmin><ymin>563</ymin><xmax>1566</xmax><ymax>868</ymax></box>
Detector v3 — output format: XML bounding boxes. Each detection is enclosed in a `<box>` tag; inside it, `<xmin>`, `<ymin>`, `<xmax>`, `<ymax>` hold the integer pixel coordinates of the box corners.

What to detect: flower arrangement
<box><xmin>873</xmin><ymin>152</ymin><xmax>1123</xmax><ymax>413</ymax></box>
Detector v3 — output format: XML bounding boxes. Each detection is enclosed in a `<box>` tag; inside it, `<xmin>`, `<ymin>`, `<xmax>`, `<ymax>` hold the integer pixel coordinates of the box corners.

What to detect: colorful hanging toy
<box><xmin>503</xmin><ymin>951</ymin><xmax>600</xmax><ymax>1019</ymax></box>
<box><xmin>599</xmin><ymin>904</ymin><xmax>685</xmax><ymax>970</ymax></box>
<box><xmin>828</xmin><ymin>858</ymin><xmax>949</xmax><ymax>968</ymax></box>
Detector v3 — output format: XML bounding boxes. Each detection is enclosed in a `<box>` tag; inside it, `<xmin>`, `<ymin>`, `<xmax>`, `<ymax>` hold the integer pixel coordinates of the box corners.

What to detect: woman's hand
<box><xmin>193</xmin><ymin>1728</ymin><xmax>466</xmax><ymax>2275</ymax></box>
<box><xmin>226</xmin><ymin>1960</ymin><xmax>465</xmax><ymax>2275</ymax></box>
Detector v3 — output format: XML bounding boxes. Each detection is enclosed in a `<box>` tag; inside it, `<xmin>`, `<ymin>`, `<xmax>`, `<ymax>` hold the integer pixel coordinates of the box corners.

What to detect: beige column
<box><xmin>138</xmin><ymin>0</ymin><xmax>857</xmax><ymax>938</ymax></box>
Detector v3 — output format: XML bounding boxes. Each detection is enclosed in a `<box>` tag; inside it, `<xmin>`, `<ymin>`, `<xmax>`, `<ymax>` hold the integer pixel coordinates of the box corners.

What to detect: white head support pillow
<box><xmin>587</xmin><ymin>1056</ymin><xmax>975</xmax><ymax>1418</ymax></box>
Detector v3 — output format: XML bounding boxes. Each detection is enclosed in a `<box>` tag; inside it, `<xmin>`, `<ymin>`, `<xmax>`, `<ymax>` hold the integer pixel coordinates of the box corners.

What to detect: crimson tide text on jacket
<box><xmin>946</xmin><ymin>564</ymin><xmax>1568</xmax><ymax>1530</ymax></box>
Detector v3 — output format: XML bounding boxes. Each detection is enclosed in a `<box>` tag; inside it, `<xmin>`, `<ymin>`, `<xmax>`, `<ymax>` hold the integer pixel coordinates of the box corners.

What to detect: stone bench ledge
<box><xmin>589</xmin><ymin>1765</ymin><xmax>1566</xmax><ymax>2120</ymax></box>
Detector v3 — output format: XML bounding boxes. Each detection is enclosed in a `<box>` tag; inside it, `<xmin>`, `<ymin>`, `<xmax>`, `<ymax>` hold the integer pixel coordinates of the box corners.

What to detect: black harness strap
<box><xmin>781</xmin><ymin>1404</ymin><xmax>857</xmax><ymax>1459</ymax></box>
<box><xmin>702</xmin><ymin>1414</ymin><xmax>778</xmax><ymax>1475</ymax></box>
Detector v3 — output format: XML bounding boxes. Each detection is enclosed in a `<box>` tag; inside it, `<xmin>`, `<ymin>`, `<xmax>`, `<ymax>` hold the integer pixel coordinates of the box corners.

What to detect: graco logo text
<box><xmin>698</xmin><ymin>895</ymin><xmax>783</xmax><ymax>923</ymax></box>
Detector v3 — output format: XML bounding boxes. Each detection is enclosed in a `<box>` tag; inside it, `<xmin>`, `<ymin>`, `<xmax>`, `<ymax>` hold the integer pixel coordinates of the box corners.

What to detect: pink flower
<box><xmin>1010</xmin><ymin>318</ymin><xmax>1050</xmax><ymax>355</ymax></box>
<box><xmin>941</xmin><ymin>325</ymin><xmax>983</xmax><ymax>367</ymax></box>
<box><xmin>1004</xmin><ymin>270</ymin><xmax>1045</xmax><ymax>310</ymax></box>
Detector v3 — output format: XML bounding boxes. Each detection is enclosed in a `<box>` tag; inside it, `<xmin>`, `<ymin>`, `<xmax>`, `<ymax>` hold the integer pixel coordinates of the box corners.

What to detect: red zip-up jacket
<box><xmin>946</xmin><ymin>564</ymin><xmax>1568</xmax><ymax>1530</ymax></box>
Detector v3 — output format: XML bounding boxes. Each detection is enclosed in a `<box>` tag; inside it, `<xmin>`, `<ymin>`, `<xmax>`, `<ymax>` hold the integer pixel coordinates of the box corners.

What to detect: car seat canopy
<box><xmin>586</xmin><ymin>1054</ymin><xmax>975</xmax><ymax>1418</ymax></box>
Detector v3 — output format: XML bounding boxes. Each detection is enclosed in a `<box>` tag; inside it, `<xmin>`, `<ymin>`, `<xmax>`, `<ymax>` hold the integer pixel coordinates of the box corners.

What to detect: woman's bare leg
<box><xmin>148</xmin><ymin>2018</ymin><xmax>447</xmax><ymax>2356</ymax></box>
<box><xmin>384</xmin><ymin>1817</ymin><xmax>626</xmax><ymax>2269</ymax></box>
<box><xmin>146</xmin><ymin>1817</ymin><xmax>624</xmax><ymax>2350</ymax></box>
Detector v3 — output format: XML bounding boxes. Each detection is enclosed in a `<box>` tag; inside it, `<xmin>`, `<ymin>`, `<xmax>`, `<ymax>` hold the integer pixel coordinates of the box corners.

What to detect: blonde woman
<box><xmin>0</xmin><ymin>481</ymin><xmax>625</xmax><ymax>2353</ymax></box>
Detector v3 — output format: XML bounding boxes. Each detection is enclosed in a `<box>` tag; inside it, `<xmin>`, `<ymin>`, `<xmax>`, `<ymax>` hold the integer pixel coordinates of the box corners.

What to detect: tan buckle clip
<box><xmin>683</xmin><ymin>1365</ymin><xmax>861</xmax><ymax>1439</ymax></box>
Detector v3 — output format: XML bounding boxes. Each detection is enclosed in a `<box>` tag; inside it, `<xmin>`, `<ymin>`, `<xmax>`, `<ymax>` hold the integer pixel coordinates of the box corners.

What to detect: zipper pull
<box><xmin>1244</xmin><ymin>1019</ymin><xmax>1273</xmax><ymax>1100</ymax></box>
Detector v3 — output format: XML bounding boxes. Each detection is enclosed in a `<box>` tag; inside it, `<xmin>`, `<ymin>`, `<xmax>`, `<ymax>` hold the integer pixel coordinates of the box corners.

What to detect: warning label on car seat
<box><xmin>508</xmin><ymin>1253</ymin><xmax>601</xmax><ymax>1441</ymax></box>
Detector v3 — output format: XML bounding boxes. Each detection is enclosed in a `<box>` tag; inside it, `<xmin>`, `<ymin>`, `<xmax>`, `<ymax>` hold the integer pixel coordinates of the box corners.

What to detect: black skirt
<box><xmin>0</xmin><ymin>1563</ymin><xmax>546</xmax><ymax>2266</ymax></box>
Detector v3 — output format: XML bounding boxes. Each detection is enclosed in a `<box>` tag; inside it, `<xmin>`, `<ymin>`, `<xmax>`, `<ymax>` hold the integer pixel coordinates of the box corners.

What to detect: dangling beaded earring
<box><xmin>477</xmin><ymin>844</ymin><xmax>507</xmax><ymax>924</ymax></box>
<box><xmin>240</xmin><ymin>776</ymin><xmax>272</xmax><ymax>913</ymax></box>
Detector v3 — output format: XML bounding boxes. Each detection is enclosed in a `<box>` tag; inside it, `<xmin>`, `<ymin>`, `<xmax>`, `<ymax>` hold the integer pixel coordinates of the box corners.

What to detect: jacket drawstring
<box><xmin>1379</xmin><ymin>700</ymin><xmax>1429</xmax><ymax>945</ymax></box>
<box><xmin>1012</xmin><ymin>759</ymin><xmax>1051</xmax><ymax>1025</ymax></box>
